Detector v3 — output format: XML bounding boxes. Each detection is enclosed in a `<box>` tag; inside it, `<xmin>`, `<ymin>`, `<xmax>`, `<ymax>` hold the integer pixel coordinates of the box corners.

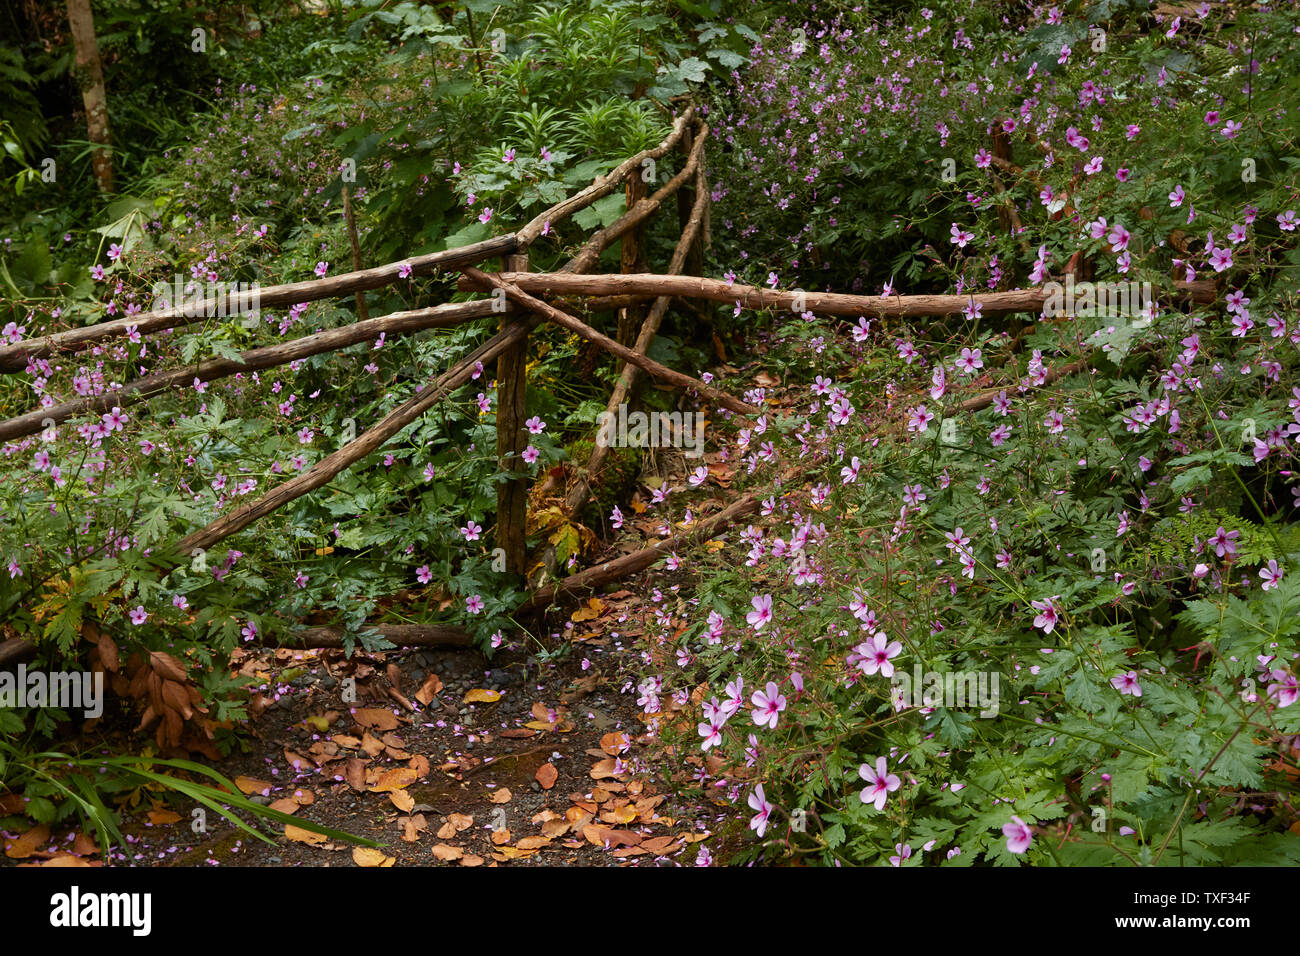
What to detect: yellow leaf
<box><xmin>234</xmin><ymin>776</ymin><xmax>272</xmax><ymax>796</ymax></box>
<box><xmin>369</xmin><ymin>767</ymin><xmax>418</xmax><ymax>793</ymax></box>
<box><xmin>284</xmin><ymin>824</ymin><xmax>328</xmax><ymax>846</ymax></box>
<box><xmin>352</xmin><ymin>847</ymin><xmax>394</xmax><ymax>867</ymax></box>
<box><xmin>570</xmin><ymin>598</ymin><xmax>605</xmax><ymax>622</ymax></box>
<box><xmin>463</xmin><ymin>688</ymin><xmax>502</xmax><ymax>703</ymax></box>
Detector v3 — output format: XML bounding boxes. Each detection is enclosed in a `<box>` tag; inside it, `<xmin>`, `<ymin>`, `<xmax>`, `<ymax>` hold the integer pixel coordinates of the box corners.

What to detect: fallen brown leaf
<box><xmin>535</xmin><ymin>762</ymin><xmax>558</xmax><ymax>790</ymax></box>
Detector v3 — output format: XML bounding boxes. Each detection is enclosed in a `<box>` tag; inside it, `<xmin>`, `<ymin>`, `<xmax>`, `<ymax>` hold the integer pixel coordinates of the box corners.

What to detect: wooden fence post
<box><xmin>618</xmin><ymin>169</ymin><xmax>648</xmax><ymax>347</ymax></box>
<box><xmin>496</xmin><ymin>252</ymin><xmax>530</xmax><ymax>576</ymax></box>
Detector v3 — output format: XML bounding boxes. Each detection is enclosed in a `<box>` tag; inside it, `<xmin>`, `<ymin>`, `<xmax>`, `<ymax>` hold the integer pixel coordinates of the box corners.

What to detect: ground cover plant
<box><xmin>0</xmin><ymin>0</ymin><xmax>1296</xmax><ymax>871</ymax></box>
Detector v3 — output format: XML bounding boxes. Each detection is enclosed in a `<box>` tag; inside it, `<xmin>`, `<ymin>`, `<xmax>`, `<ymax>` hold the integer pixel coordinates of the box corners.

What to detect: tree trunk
<box><xmin>66</xmin><ymin>0</ymin><xmax>113</xmax><ymax>193</ymax></box>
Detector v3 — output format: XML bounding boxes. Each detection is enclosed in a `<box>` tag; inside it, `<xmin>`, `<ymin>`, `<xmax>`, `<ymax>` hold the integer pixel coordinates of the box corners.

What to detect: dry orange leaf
<box><xmin>600</xmin><ymin>732</ymin><xmax>629</xmax><ymax>756</ymax></box>
<box><xmin>402</xmin><ymin>814</ymin><xmax>428</xmax><ymax>843</ymax></box>
<box><xmin>147</xmin><ymin>809</ymin><xmax>182</xmax><ymax>825</ymax></box>
<box><xmin>4</xmin><ymin>824</ymin><xmax>49</xmax><ymax>859</ymax></box>
<box><xmin>489</xmin><ymin>787</ymin><xmax>513</xmax><ymax>804</ymax></box>
<box><xmin>490</xmin><ymin>829</ymin><xmax>512</xmax><ymax>846</ymax></box>
<box><xmin>463</xmin><ymin>688</ymin><xmax>502</xmax><ymax>704</ymax></box>
<box><xmin>369</xmin><ymin>767</ymin><xmax>418</xmax><ymax>793</ymax></box>
<box><xmin>234</xmin><ymin>775</ymin><xmax>272</xmax><ymax>796</ymax></box>
<box><xmin>516</xmin><ymin>836</ymin><xmax>551</xmax><ymax>850</ymax></box>
<box><xmin>389</xmin><ymin>790</ymin><xmax>415</xmax><ymax>813</ymax></box>
<box><xmin>431</xmin><ymin>843</ymin><xmax>464</xmax><ymax>861</ymax></box>
<box><xmin>284</xmin><ymin>824</ymin><xmax>328</xmax><ymax>846</ymax></box>
<box><xmin>460</xmin><ymin>854</ymin><xmax>485</xmax><ymax>867</ymax></box>
<box><xmin>353</xmin><ymin>708</ymin><xmax>400</xmax><ymax>731</ymax></box>
<box><xmin>415</xmin><ymin>673</ymin><xmax>444</xmax><ymax>706</ymax></box>
<box><xmin>436</xmin><ymin>812</ymin><xmax>474</xmax><ymax>840</ymax></box>
<box><xmin>30</xmin><ymin>854</ymin><xmax>98</xmax><ymax>868</ymax></box>
<box><xmin>353</xmin><ymin>847</ymin><xmax>395</xmax><ymax>867</ymax></box>
<box><xmin>536</xmin><ymin>763</ymin><xmax>559</xmax><ymax>790</ymax></box>
<box><xmin>571</xmin><ymin>598</ymin><xmax>605</xmax><ymax>622</ymax></box>
<box><xmin>541</xmin><ymin>819</ymin><xmax>572</xmax><ymax>839</ymax></box>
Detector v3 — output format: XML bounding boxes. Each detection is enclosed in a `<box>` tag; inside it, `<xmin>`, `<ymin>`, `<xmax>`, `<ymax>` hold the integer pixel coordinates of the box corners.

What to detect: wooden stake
<box><xmin>496</xmin><ymin>253</ymin><xmax>530</xmax><ymax>576</ymax></box>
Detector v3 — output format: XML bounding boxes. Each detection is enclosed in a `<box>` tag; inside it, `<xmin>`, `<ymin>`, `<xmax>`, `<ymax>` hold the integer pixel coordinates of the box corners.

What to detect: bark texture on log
<box><xmin>459</xmin><ymin>273</ymin><xmax>1218</xmax><ymax>318</ymax></box>
<box><xmin>496</xmin><ymin>253</ymin><xmax>531</xmax><ymax>576</ymax></box>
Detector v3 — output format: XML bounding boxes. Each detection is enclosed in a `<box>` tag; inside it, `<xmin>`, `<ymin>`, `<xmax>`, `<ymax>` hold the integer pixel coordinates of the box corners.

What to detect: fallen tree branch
<box><xmin>0</xmin><ymin>235</ymin><xmax>518</xmax><ymax>372</ymax></box>
<box><xmin>284</xmin><ymin>623</ymin><xmax>472</xmax><ymax>649</ymax></box>
<box><xmin>460</xmin><ymin>272</ymin><xmax>1218</xmax><ymax>318</ymax></box>
<box><xmin>460</xmin><ymin>266</ymin><xmax>760</xmax><ymax>418</ymax></box>
<box><xmin>0</xmin><ymin>299</ymin><xmax>504</xmax><ymax>444</ymax></box>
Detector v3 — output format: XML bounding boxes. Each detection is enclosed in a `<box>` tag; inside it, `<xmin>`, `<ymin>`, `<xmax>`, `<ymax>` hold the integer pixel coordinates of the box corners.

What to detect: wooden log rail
<box><xmin>459</xmin><ymin>272</ymin><xmax>1219</xmax><ymax>318</ymax></box>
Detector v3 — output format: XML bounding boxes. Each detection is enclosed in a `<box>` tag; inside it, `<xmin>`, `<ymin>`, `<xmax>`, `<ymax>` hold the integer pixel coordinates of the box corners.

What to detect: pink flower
<box><xmin>750</xmin><ymin>682</ymin><xmax>787</xmax><ymax>729</ymax></box>
<box><xmin>525</xmin><ymin>416</ymin><xmax>546</xmax><ymax>434</ymax></box>
<box><xmin>1002</xmin><ymin>816</ymin><xmax>1033</xmax><ymax>854</ymax></box>
<box><xmin>907</xmin><ymin>405</ymin><xmax>934</xmax><ymax>433</ymax></box>
<box><xmin>747</xmin><ymin>784</ymin><xmax>773</xmax><ymax>838</ymax></box>
<box><xmin>1107</xmin><ymin>223</ymin><xmax>1130</xmax><ymax>252</ymax></box>
<box><xmin>522</xmin><ymin>445</ymin><xmax>539</xmax><ymax>464</ymax></box>
<box><xmin>889</xmin><ymin>843</ymin><xmax>912</xmax><ymax>866</ymax></box>
<box><xmin>1110</xmin><ymin>671</ymin><xmax>1142</xmax><ymax>697</ymax></box>
<box><xmin>478</xmin><ymin>208</ymin><xmax>493</xmax><ymax>225</ymax></box>
<box><xmin>1259</xmin><ymin>560</ymin><xmax>1284</xmax><ymax>591</ymax></box>
<box><xmin>129</xmin><ymin>606</ymin><xmax>148</xmax><ymax>626</ymax></box>
<box><xmin>397</xmin><ymin>262</ymin><xmax>412</xmax><ymax>278</ymax></box>
<box><xmin>949</xmin><ymin>223</ymin><xmax>974</xmax><ymax>247</ymax></box>
<box><xmin>1209</xmin><ymin>525</ymin><xmax>1239</xmax><ymax>558</ymax></box>
<box><xmin>746</xmin><ymin>594</ymin><xmax>773</xmax><ymax>630</ymax></box>
<box><xmin>1267</xmin><ymin>670</ymin><xmax>1298</xmax><ymax>708</ymax></box>
<box><xmin>855</xmin><ymin>631</ymin><xmax>903</xmax><ymax>678</ymax></box>
<box><xmin>313</xmin><ymin>261</ymin><xmax>328</xmax><ymax>278</ymax></box>
<box><xmin>859</xmin><ymin>756</ymin><xmax>901</xmax><ymax>810</ymax></box>
<box><xmin>461</xmin><ymin>521</ymin><xmax>482</xmax><ymax>541</ymax></box>
<box><xmin>1030</xmin><ymin>596</ymin><xmax>1062</xmax><ymax>634</ymax></box>
<box><xmin>416</xmin><ymin>565</ymin><xmax>432</xmax><ymax>584</ymax></box>
<box><xmin>465</xmin><ymin>594</ymin><xmax>485</xmax><ymax>614</ymax></box>
<box><xmin>955</xmin><ymin>347</ymin><xmax>983</xmax><ymax>375</ymax></box>
<box><xmin>698</xmin><ymin>699</ymin><xmax>726</xmax><ymax>750</ymax></box>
